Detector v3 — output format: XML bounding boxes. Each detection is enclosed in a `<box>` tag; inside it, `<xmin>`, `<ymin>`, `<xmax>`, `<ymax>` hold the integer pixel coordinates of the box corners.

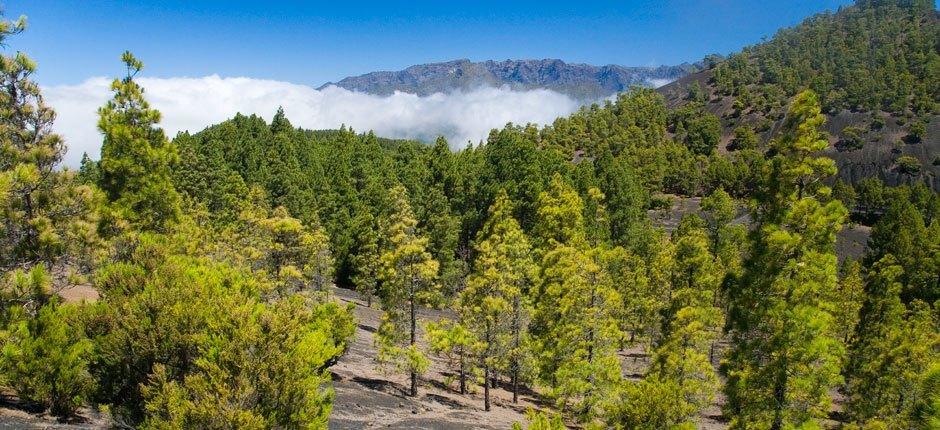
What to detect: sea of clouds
<box><xmin>45</xmin><ymin>75</ymin><xmax>589</xmax><ymax>167</ymax></box>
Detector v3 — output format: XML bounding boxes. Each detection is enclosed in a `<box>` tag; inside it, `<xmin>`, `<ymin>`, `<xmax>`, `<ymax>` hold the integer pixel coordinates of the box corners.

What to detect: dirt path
<box><xmin>328</xmin><ymin>288</ymin><xmax>539</xmax><ymax>429</ymax></box>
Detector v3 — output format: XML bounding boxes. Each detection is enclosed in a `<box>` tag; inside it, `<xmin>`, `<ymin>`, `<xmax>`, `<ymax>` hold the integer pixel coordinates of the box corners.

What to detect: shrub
<box><xmin>909</xmin><ymin>119</ymin><xmax>927</xmax><ymax>143</ymax></box>
<box><xmin>840</xmin><ymin>126</ymin><xmax>865</xmax><ymax>150</ymax></box>
<box><xmin>90</xmin><ymin>254</ymin><xmax>353</xmax><ymax>426</ymax></box>
<box><xmin>0</xmin><ymin>301</ymin><xmax>94</xmax><ymax>417</ymax></box>
<box><xmin>896</xmin><ymin>156</ymin><xmax>922</xmax><ymax>175</ymax></box>
<box><xmin>729</xmin><ymin>126</ymin><xmax>758</xmax><ymax>151</ymax></box>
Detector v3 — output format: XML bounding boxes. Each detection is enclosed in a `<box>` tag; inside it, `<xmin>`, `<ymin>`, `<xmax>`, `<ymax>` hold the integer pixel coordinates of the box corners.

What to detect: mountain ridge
<box><xmin>319</xmin><ymin>58</ymin><xmax>699</xmax><ymax>100</ymax></box>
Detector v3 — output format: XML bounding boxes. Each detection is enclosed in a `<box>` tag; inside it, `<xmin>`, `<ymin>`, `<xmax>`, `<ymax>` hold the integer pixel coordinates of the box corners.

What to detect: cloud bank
<box><xmin>44</xmin><ymin>76</ymin><xmax>584</xmax><ymax>167</ymax></box>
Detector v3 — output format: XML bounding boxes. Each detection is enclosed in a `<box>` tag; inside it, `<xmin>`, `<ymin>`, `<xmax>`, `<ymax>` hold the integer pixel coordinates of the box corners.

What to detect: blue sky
<box><xmin>11</xmin><ymin>0</ymin><xmax>852</xmax><ymax>86</ymax></box>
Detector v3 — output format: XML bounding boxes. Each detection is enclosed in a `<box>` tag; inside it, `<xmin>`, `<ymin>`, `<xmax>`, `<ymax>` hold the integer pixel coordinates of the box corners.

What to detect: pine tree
<box><xmin>606</xmin><ymin>247</ymin><xmax>657</xmax><ymax>346</ymax></box>
<box><xmin>461</xmin><ymin>190</ymin><xmax>536</xmax><ymax>409</ymax></box>
<box><xmin>647</xmin><ymin>223</ymin><xmax>723</xmax><ymax>423</ymax></box>
<box><xmin>832</xmin><ymin>259</ymin><xmax>864</xmax><ymax>344</ymax></box>
<box><xmin>844</xmin><ymin>256</ymin><xmax>940</xmax><ymax>427</ymax></box>
<box><xmin>531</xmin><ymin>174</ymin><xmax>585</xmax><ymax>251</ymax></box>
<box><xmin>242</xmin><ymin>205</ymin><xmax>334</xmax><ymax>295</ymax></box>
<box><xmin>350</xmin><ymin>212</ymin><xmax>383</xmax><ymax>307</ymax></box>
<box><xmin>530</xmin><ymin>176</ymin><xmax>622</xmax><ymax>420</ymax></box>
<box><xmin>0</xmin><ymin>296</ymin><xmax>93</xmax><ymax>418</ymax></box>
<box><xmin>424</xmin><ymin>319</ymin><xmax>477</xmax><ymax>395</ymax></box>
<box><xmin>724</xmin><ymin>90</ymin><xmax>847</xmax><ymax>429</ymax></box>
<box><xmin>97</xmin><ymin>51</ymin><xmax>181</xmax><ymax>231</ymax></box>
<box><xmin>375</xmin><ymin>185</ymin><xmax>439</xmax><ymax>397</ymax></box>
<box><xmin>0</xmin><ymin>16</ymin><xmax>101</xmax><ymax>275</ymax></box>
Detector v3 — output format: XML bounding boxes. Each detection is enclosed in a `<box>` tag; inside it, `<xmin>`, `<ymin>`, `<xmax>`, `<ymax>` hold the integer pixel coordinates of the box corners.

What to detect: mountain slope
<box><xmin>320</xmin><ymin>58</ymin><xmax>697</xmax><ymax>101</ymax></box>
<box><xmin>658</xmin><ymin>0</ymin><xmax>940</xmax><ymax>188</ymax></box>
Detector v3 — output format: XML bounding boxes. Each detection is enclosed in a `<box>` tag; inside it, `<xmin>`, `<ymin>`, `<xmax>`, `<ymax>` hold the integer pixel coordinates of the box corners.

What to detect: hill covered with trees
<box><xmin>659</xmin><ymin>0</ymin><xmax>940</xmax><ymax>189</ymax></box>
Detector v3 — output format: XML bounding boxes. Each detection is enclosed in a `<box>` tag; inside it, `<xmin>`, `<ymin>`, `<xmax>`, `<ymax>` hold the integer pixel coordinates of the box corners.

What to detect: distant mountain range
<box><xmin>318</xmin><ymin>59</ymin><xmax>699</xmax><ymax>101</ymax></box>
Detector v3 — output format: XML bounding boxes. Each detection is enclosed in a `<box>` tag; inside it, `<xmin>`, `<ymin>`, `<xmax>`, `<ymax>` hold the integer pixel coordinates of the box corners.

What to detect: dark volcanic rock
<box><xmin>658</xmin><ymin>69</ymin><xmax>940</xmax><ymax>190</ymax></box>
<box><xmin>319</xmin><ymin>59</ymin><xmax>697</xmax><ymax>101</ymax></box>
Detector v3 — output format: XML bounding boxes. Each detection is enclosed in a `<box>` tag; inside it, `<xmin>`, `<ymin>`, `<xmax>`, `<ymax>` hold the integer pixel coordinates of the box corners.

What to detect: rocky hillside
<box><xmin>320</xmin><ymin>58</ymin><xmax>697</xmax><ymax>101</ymax></box>
<box><xmin>657</xmin><ymin>0</ymin><xmax>940</xmax><ymax>189</ymax></box>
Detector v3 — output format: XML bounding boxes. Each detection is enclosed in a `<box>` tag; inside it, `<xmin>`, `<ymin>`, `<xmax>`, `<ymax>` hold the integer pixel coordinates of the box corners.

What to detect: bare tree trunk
<box><xmin>410</xmin><ymin>277</ymin><xmax>418</xmax><ymax>397</ymax></box>
<box><xmin>511</xmin><ymin>296</ymin><xmax>520</xmax><ymax>404</ymax></box>
<box><xmin>459</xmin><ymin>345</ymin><xmax>467</xmax><ymax>395</ymax></box>
<box><xmin>484</xmin><ymin>319</ymin><xmax>491</xmax><ymax>411</ymax></box>
<box><xmin>459</xmin><ymin>358</ymin><xmax>467</xmax><ymax>395</ymax></box>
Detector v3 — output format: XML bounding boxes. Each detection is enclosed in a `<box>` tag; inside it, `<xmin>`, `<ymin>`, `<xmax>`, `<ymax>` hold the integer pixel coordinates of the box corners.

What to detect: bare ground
<box><xmin>329</xmin><ymin>287</ymin><xmax>540</xmax><ymax>429</ymax></box>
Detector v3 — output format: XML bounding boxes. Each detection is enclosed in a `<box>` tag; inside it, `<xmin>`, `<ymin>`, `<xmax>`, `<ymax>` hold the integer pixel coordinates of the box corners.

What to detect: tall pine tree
<box><xmin>724</xmin><ymin>91</ymin><xmax>847</xmax><ymax>429</ymax></box>
<box><xmin>375</xmin><ymin>185</ymin><xmax>440</xmax><ymax>397</ymax></box>
<box><xmin>97</xmin><ymin>52</ymin><xmax>181</xmax><ymax>232</ymax></box>
<box><xmin>461</xmin><ymin>190</ymin><xmax>537</xmax><ymax>409</ymax></box>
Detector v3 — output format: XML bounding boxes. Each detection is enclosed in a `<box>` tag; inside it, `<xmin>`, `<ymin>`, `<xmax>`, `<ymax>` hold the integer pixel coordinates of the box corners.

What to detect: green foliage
<box><xmin>375</xmin><ymin>185</ymin><xmax>439</xmax><ymax>396</ymax></box>
<box><xmin>764</xmin><ymin>90</ymin><xmax>836</xmax><ymax>208</ymax></box>
<box><xmin>461</xmin><ymin>190</ymin><xmax>537</xmax><ymax>407</ymax></box>
<box><xmin>648</xmin><ymin>225</ymin><xmax>723</xmax><ymax>422</ymax></box>
<box><xmin>350</xmin><ymin>212</ymin><xmax>383</xmax><ymax>307</ymax></box>
<box><xmin>425</xmin><ymin>319</ymin><xmax>479</xmax><ymax>398</ymax></box>
<box><xmin>896</xmin><ymin>155</ymin><xmax>922</xmax><ymax>176</ymax></box>
<box><xmin>844</xmin><ymin>256</ymin><xmax>940</xmax><ymax>427</ymax></box>
<box><xmin>912</xmin><ymin>363</ymin><xmax>940</xmax><ymax>429</ymax></box>
<box><xmin>140</xmin><ymin>296</ymin><xmax>346</xmax><ymax>429</ymax></box>
<box><xmin>0</xmin><ymin>294</ymin><xmax>93</xmax><ymax>417</ymax></box>
<box><xmin>97</xmin><ymin>52</ymin><xmax>181</xmax><ymax>231</ymax></box>
<box><xmin>2</xmin><ymin>4</ymin><xmax>938</xmax><ymax>427</ymax></box>
<box><xmin>908</xmin><ymin>119</ymin><xmax>927</xmax><ymax>143</ymax></box>
<box><xmin>832</xmin><ymin>259</ymin><xmax>864</xmax><ymax>343</ymax></box>
<box><xmin>605</xmin><ymin>377</ymin><xmax>696</xmax><ymax>430</ymax></box>
<box><xmin>686</xmin><ymin>81</ymin><xmax>707</xmax><ymax>104</ymax></box>
<box><xmin>840</xmin><ymin>126</ymin><xmax>865</xmax><ymax>150</ymax></box>
<box><xmin>729</xmin><ymin>125</ymin><xmax>758</xmax><ymax>151</ymax></box>
<box><xmin>512</xmin><ymin>408</ymin><xmax>566</xmax><ymax>430</ymax></box>
<box><xmin>88</xmin><ymin>239</ymin><xmax>353</xmax><ymax>426</ymax></box>
<box><xmin>530</xmin><ymin>178</ymin><xmax>622</xmax><ymax>420</ymax></box>
<box><xmin>670</xmin><ymin>103</ymin><xmax>722</xmax><ymax>156</ymax></box>
<box><xmin>724</xmin><ymin>90</ymin><xmax>847</xmax><ymax>429</ymax></box>
<box><xmin>833</xmin><ymin>179</ymin><xmax>857</xmax><ymax>211</ymax></box>
<box><xmin>0</xmin><ymin>20</ymin><xmax>102</xmax><ymax>273</ymax></box>
<box><xmin>866</xmin><ymin>194</ymin><xmax>940</xmax><ymax>304</ymax></box>
<box><xmin>713</xmin><ymin>1</ymin><xmax>939</xmax><ymax>114</ymax></box>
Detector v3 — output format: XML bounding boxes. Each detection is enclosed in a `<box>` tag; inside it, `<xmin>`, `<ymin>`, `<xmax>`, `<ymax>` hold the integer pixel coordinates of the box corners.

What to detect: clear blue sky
<box><xmin>9</xmin><ymin>0</ymin><xmax>853</xmax><ymax>86</ymax></box>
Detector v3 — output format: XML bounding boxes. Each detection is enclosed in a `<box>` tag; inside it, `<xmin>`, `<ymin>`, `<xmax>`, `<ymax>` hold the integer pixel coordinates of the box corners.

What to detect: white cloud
<box><xmin>43</xmin><ymin>76</ymin><xmax>583</xmax><ymax>167</ymax></box>
<box><xmin>646</xmin><ymin>78</ymin><xmax>673</xmax><ymax>88</ymax></box>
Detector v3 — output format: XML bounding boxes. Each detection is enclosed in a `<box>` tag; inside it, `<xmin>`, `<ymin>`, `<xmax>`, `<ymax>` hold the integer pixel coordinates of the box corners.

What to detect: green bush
<box><xmin>90</xmin><ymin>253</ymin><xmax>353</xmax><ymax>426</ymax></box>
<box><xmin>841</xmin><ymin>126</ymin><xmax>865</xmax><ymax>150</ymax></box>
<box><xmin>729</xmin><ymin>126</ymin><xmax>758</xmax><ymax>151</ymax></box>
<box><xmin>0</xmin><ymin>300</ymin><xmax>94</xmax><ymax>417</ymax></box>
<box><xmin>909</xmin><ymin>119</ymin><xmax>927</xmax><ymax>143</ymax></box>
<box><xmin>896</xmin><ymin>156</ymin><xmax>922</xmax><ymax>175</ymax></box>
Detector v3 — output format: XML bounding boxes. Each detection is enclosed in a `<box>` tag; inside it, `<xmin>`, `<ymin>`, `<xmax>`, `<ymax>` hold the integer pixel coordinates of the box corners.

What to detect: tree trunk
<box><xmin>770</xmin><ymin>364</ymin><xmax>788</xmax><ymax>430</ymax></box>
<box><xmin>410</xmin><ymin>277</ymin><xmax>417</xmax><ymax>397</ymax></box>
<box><xmin>484</xmin><ymin>319</ymin><xmax>491</xmax><ymax>411</ymax></box>
<box><xmin>459</xmin><ymin>361</ymin><xmax>467</xmax><ymax>395</ymax></box>
<box><xmin>511</xmin><ymin>296</ymin><xmax>521</xmax><ymax>404</ymax></box>
<box><xmin>459</xmin><ymin>345</ymin><xmax>467</xmax><ymax>395</ymax></box>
